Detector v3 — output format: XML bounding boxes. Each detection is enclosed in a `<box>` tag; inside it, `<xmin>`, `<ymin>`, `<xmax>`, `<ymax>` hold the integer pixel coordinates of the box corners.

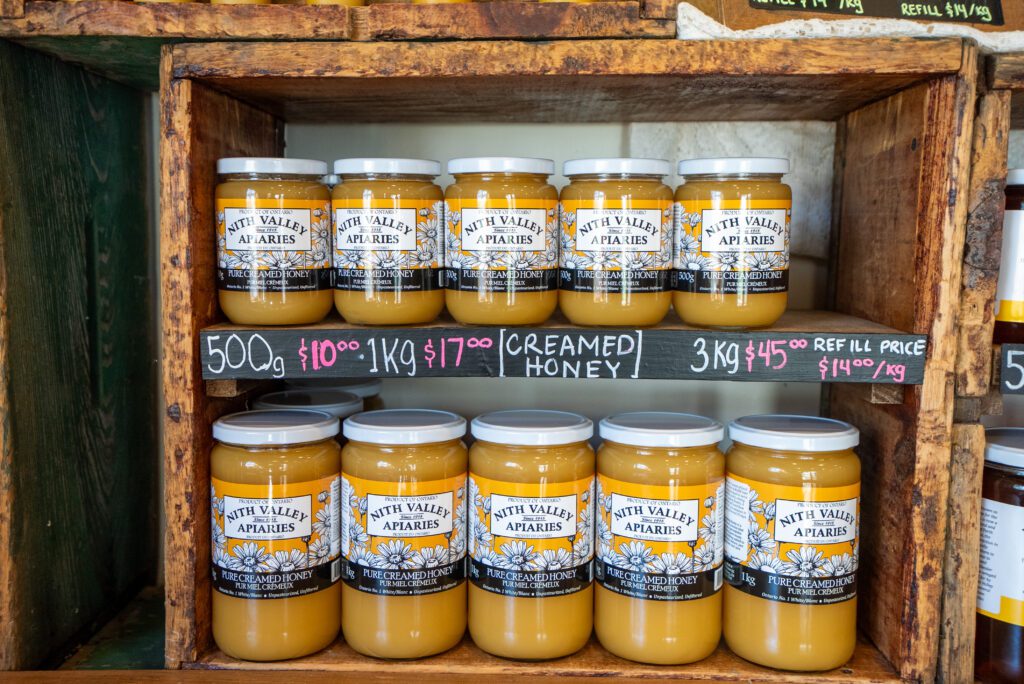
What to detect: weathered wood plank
<box><xmin>0</xmin><ymin>40</ymin><xmax>156</xmax><ymax>669</ymax></box>
<box><xmin>167</xmin><ymin>38</ymin><xmax>964</xmax><ymax>123</ymax></box>
<box><xmin>0</xmin><ymin>0</ymin><xmax>22</xmax><ymax>20</ymax></box>
<box><xmin>955</xmin><ymin>88</ymin><xmax>1010</xmax><ymax>397</ymax></box>
<box><xmin>0</xmin><ymin>140</ymin><xmax>13</xmax><ymax>673</ymax></box>
<box><xmin>937</xmin><ymin>423</ymin><xmax>986</xmax><ymax>684</ymax></box>
<box><xmin>830</xmin><ymin>42</ymin><xmax>977</xmax><ymax>682</ymax></box>
<box><xmin>160</xmin><ymin>46</ymin><xmax>283</xmax><ymax>669</ymax></box>
<box><xmin>988</xmin><ymin>51</ymin><xmax>1024</xmax><ymax>89</ymax></box>
<box><xmin>195</xmin><ymin>635</ymin><xmax>899</xmax><ymax>682</ymax></box>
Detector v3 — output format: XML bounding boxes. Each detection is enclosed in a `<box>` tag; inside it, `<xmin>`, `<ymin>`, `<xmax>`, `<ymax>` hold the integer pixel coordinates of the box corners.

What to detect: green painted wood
<box><xmin>60</xmin><ymin>587</ymin><xmax>164</xmax><ymax>671</ymax></box>
<box><xmin>0</xmin><ymin>39</ymin><xmax>158</xmax><ymax>669</ymax></box>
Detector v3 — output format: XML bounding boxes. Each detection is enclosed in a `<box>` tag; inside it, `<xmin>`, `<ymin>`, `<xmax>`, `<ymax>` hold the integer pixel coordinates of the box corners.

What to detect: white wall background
<box><xmin>285</xmin><ymin>120</ymin><xmax>837</xmax><ymax>423</ymax></box>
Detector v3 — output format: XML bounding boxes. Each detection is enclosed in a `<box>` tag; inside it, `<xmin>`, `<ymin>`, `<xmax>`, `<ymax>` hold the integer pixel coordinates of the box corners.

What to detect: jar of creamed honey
<box><xmin>333</xmin><ymin>159</ymin><xmax>445</xmax><ymax>325</ymax></box>
<box><xmin>993</xmin><ymin>171</ymin><xmax>1024</xmax><ymax>344</ymax></box>
<box><xmin>216</xmin><ymin>158</ymin><xmax>333</xmax><ymax>325</ymax></box>
<box><xmin>286</xmin><ymin>378</ymin><xmax>385</xmax><ymax>411</ymax></box>
<box><xmin>340</xmin><ymin>410</ymin><xmax>468</xmax><ymax>659</ymax></box>
<box><xmin>723</xmin><ymin>415</ymin><xmax>860</xmax><ymax>671</ymax></box>
<box><xmin>673</xmin><ymin>158</ymin><xmax>791</xmax><ymax>329</ymax></box>
<box><xmin>253</xmin><ymin>389</ymin><xmax>363</xmax><ymax>434</ymax></box>
<box><xmin>468</xmin><ymin>410</ymin><xmax>594</xmax><ymax>660</ymax></box>
<box><xmin>559</xmin><ymin>159</ymin><xmax>673</xmax><ymax>326</ymax></box>
<box><xmin>444</xmin><ymin>158</ymin><xmax>558</xmax><ymax>325</ymax></box>
<box><xmin>210</xmin><ymin>410</ymin><xmax>342</xmax><ymax>661</ymax></box>
<box><xmin>307</xmin><ymin>0</ymin><xmax>365</xmax><ymax>5</ymax></box>
<box><xmin>595</xmin><ymin>412</ymin><xmax>724</xmax><ymax>664</ymax></box>
<box><xmin>975</xmin><ymin>428</ymin><xmax>1024</xmax><ymax>684</ymax></box>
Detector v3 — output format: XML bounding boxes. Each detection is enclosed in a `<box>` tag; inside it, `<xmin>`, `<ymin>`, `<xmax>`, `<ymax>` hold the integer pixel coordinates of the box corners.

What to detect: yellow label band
<box><xmin>211</xmin><ymin>475</ymin><xmax>340</xmax><ymax>600</ymax></box>
<box><xmin>723</xmin><ymin>472</ymin><xmax>859</xmax><ymax>606</ymax></box>
<box><xmin>340</xmin><ymin>474</ymin><xmax>467</xmax><ymax>596</ymax></box>
<box><xmin>468</xmin><ymin>474</ymin><xmax>594</xmax><ymax>598</ymax></box>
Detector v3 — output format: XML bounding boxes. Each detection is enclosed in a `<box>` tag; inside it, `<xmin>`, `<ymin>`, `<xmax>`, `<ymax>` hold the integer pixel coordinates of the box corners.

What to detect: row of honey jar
<box><xmin>216</xmin><ymin>156</ymin><xmax>792</xmax><ymax>330</ymax></box>
<box><xmin>210</xmin><ymin>406</ymin><xmax>859</xmax><ymax>671</ymax></box>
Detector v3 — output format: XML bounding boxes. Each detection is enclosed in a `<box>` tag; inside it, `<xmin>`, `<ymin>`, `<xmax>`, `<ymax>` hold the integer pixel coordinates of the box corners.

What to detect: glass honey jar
<box><xmin>252</xmin><ymin>388</ymin><xmax>363</xmax><ymax>435</ymax></box>
<box><xmin>468</xmin><ymin>410</ymin><xmax>594</xmax><ymax>660</ymax></box>
<box><xmin>673</xmin><ymin>158</ymin><xmax>791</xmax><ymax>329</ymax></box>
<box><xmin>723</xmin><ymin>414</ymin><xmax>860</xmax><ymax>671</ymax></box>
<box><xmin>594</xmin><ymin>412</ymin><xmax>724</xmax><ymax>665</ymax></box>
<box><xmin>286</xmin><ymin>378</ymin><xmax>385</xmax><ymax>411</ymax></box>
<box><xmin>215</xmin><ymin>157</ymin><xmax>333</xmax><ymax>326</ymax></box>
<box><xmin>993</xmin><ymin>170</ymin><xmax>1024</xmax><ymax>344</ymax></box>
<box><xmin>210</xmin><ymin>410</ymin><xmax>342</xmax><ymax>661</ymax></box>
<box><xmin>340</xmin><ymin>410</ymin><xmax>468</xmax><ymax>659</ymax></box>
<box><xmin>559</xmin><ymin>159</ymin><xmax>673</xmax><ymax>327</ymax></box>
<box><xmin>332</xmin><ymin>158</ymin><xmax>445</xmax><ymax>325</ymax></box>
<box><xmin>444</xmin><ymin>157</ymin><xmax>558</xmax><ymax>325</ymax></box>
<box><xmin>975</xmin><ymin>428</ymin><xmax>1024</xmax><ymax>684</ymax></box>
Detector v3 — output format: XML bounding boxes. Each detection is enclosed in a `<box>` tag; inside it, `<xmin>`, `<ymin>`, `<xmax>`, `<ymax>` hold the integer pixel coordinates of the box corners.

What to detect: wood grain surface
<box><xmin>196</xmin><ymin>636</ymin><xmax>899</xmax><ymax>682</ymax></box>
<box><xmin>0</xmin><ymin>40</ymin><xmax>157</xmax><ymax>669</ymax></box>
<box><xmin>955</xmin><ymin>88</ymin><xmax>1010</xmax><ymax>397</ymax></box>
<box><xmin>167</xmin><ymin>38</ymin><xmax>964</xmax><ymax>123</ymax></box>
<box><xmin>160</xmin><ymin>47</ymin><xmax>284</xmax><ymax>669</ymax></box>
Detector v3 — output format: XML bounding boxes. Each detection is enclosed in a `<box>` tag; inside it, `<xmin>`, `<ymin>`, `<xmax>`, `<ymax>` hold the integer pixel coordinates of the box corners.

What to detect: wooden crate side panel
<box><xmin>956</xmin><ymin>89</ymin><xmax>1010</xmax><ymax>397</ymax></box>
<box><xmin>0</xmin><ymin>0</ymin><xmax>22</xmax><ymax>19</ymax></box>
<box><xmin>0</xmin><ymin>146</ymin><xmax>12</xmax><ymax>672</ymax></box>
<box><xmin>832</xmin><ymin>47</ymin><xmax>977</xmax><ymax>680</ymax></box>
<box><xmin>937</xmin><ymin>423</ymin><xmax>986</xmax><ymax>684</ymax></box>
<box><xmin>160</xmin><ymin>57</ymin><xmax>283</xmax><ymax>667</ymax></box>
<box><xmin>0</xmin><ymin>40</ymin><xmax>156</xmax><ymax>669</ymax></box>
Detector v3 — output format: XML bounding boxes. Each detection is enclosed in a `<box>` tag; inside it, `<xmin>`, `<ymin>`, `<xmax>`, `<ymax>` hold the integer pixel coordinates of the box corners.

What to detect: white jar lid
<box><xmin>321</xmin><ymin>173</ymin><xmax>340</xmax><ymax>187</ymax></box>
<box><xmin>285</xmin><ymin>377</ymin><xmax>382</xmax><ymax>398</ymax></box>
<box><xmin>728</xmin><ymin>414</ymin><xmax>858</xmax><ymax>452</ymax></box>
<box><xmin>985</xmin><ymin>428</ymin><xmax>1024</xmax><ymax>469</ymax></box>
<box><xmin>1007</xmin><ymin>169</ymin><xmax>1024</xmax><ymax>186</ymax></box>
<box><xmin>252</xmin><ymin>389</ymin><xmax>363</xmax><ymax>420</ymax></box>
<box><xmin>213</xmin><ymin>409</ymin><xmax>339</xmax><ymax>446</ymax></box>
<box><xmin>343</xmin><ymin>409</ymin><xmax>466</xmax><ymax>445</ymax></box>
<box><xmin>447</xmin><ymin>157</ymin><xmax>554</xmax><ymax>176</ymax></box>
<box><xmin>217</xmin><ymin>157</ymin><xmax>328</xmax><ymax>176</ymax></box>
<box><xmin>564</xmin><ymin>158</ymin><xmax>671</xmax><ymax>177</ymax></box>
<box><xmin>334</xmin><ymin>158</ymin><xmax>441</xmax><ymax>177</ymax></box>
<box><xmin>600</xmin><ymin>412</ymin><xmax>724</xmax><ymax>448</ymax></box>
<box><xmin>472</xmin><ymin>410</ymin><xmax>593</xmax><ymax>446</ymax></box>
<box><xmin>678</xmin><ymin>157</ymin><xmax>790</xmax><ymax>177</ymax></box>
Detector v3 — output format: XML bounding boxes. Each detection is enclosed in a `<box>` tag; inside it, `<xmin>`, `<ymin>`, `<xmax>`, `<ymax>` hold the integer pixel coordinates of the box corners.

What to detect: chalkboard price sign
<box><xmin>1000</xmin><ymin>344</ymin><xmax>1024</xmax><ymax>394</ymax></box>
<box><xmin>200</xmin><ymin>324</ymin><xmax>928</xmax><ymax>384</ymax></box>
<box><xmin>748</xmin><ymin>0</ymin><xmax>1004</xmax><ymax>26</ymax></box>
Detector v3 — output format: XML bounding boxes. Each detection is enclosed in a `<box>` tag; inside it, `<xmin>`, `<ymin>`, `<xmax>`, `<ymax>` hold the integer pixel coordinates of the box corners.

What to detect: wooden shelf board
<box><xmin>192</xmin><ymin>635</ymin><xmax>899</xmax><ymax>682</ymax></box>
<box><xmin>198</xmin><ymin>309</ymin><xmax>927</xmax><ymax>384</ymax></box>
<box><xmin>168</xmin><ymin>38</ymin><xmax>965</xmax><ymax>123</ymax></box>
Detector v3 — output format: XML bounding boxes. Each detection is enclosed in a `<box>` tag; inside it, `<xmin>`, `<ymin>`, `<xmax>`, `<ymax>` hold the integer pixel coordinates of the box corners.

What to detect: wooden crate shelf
<box><xmin>194</xmin><ymin>636</ymin><xmax>900</xmax><ymax>682</ymax></box>
<box><xmin>160</xmin><ymin>37</ymin><xmax>980</xmax><ymax>682</ymax></box>
<box><xmin>198</xmin><ymin>309</ymin><xmax>928</xmax><ymax>384</ymax></box>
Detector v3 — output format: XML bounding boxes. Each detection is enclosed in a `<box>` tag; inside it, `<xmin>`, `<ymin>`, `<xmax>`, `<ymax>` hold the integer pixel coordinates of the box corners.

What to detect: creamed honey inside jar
<box><xmin>341</xmin><ymin>410</ymin><xmax>468</xmax><ymax>659</ymax></box>
<box><xmin>333</xmin><ymin>158</ymin><xmax>445</xmax><ymax>325</ymax></box>
<box><xmin>216</xmin><ymin>157</ymin><xmax>333</xmax><ymax>325</ymax></box>
<box><xmin>210</xmin><ymin>410</ymin><xmax>342</xmax><ymax>661</ymax></box>
<box><xmin>444</xmin><ymin>158</ymin><xmax>559</xmax><ymax>325</ymax></box>
<box><xmin>595</xmin><ymin>412</ymin><xmax>725</xmax><ymax>665</ymax></box>
<box><xmin>468</xmin><ymin>410</ymin><xmax>595</xmax><ymax>660</ymax></box>
<box><xmin>673</xmin><ymin>158</ymin><xmax>791</xmax><ymax>329</ymax></box>
<box><xmin>724</xmin><ymin>415</ymin><xmax>860</xmax><ymax>671</ymax></box>
<box><xmin>560</xmin><ymin>159</ymin><xmax>673</xmax><ymax>326</ymax></box>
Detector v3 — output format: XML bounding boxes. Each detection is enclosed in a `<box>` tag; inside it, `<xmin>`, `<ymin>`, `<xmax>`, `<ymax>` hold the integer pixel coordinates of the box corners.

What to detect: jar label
<box><xmin>210</xmin><ymin>475</ymin><xmax>341</xmax><ymax>600</ymax></box>
<box><xmin>216</xmin><ymin>199</ymin><xmax>332</xmax><ymax>293</ymax></box>
<box><xmin>723</xmin><ymin>473</ymin><xmax>858</xmax><ymax>605</ymax></box>
<box><xmin>444</xmin><ymin>200</ymin><xmax>558</xmax><ymax>293</ymax></box>
<box><xmin>977</xmin><ymin>497</ymin><xmax>1024</xmax><ymax>627</ymax></box>
<box><xmin>468</xmin><ymin>474</ymin><xmax>594</xmax><ymax>598</ymax></box>
<box><xmin>672</xmin><ymin>201</ymin><xmax>790</xmax><ymax>296</ymax></box>
<box><xmin>595</xmin><ymin>475</ymin><xmax>723</xmax><ymax>602</ymax></box>
<box><xmin>340</xmin><ymin>474</ymin><xmax>467</xmax><ymax>597</ymax></box>
<box><xmin>995</xmin><ymin>210</ymin><xmax>1024</xmax><ymax>323</ymax></box>
<box><xmin>333</xmin><ymin>199</ymin><xmax>443</xmax><ymax>293</ymax></box>
<box><xmin>559</xmin><ymin>200</ymin><xmax>673</xmax><ymax>294</ymax></box>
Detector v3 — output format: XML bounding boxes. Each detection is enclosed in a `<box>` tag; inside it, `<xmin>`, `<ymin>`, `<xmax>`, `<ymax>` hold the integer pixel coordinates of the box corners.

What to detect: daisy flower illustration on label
<box><xmin>468</xmin><ymin>474</ymin><xmax>595</xmax><ymax>599</ymax></box>
<box><xmin>340</xmin><ymin>474</ymin><xmax>468</xmax><ymax>597</ymax></box>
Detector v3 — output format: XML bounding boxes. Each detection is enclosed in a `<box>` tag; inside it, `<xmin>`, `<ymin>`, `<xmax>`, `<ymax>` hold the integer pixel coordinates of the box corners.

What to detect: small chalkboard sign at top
<box><xmin>748</xmin><ymin>0</ymin><xmax>1004</xmax><ymax>25</ymax></box>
